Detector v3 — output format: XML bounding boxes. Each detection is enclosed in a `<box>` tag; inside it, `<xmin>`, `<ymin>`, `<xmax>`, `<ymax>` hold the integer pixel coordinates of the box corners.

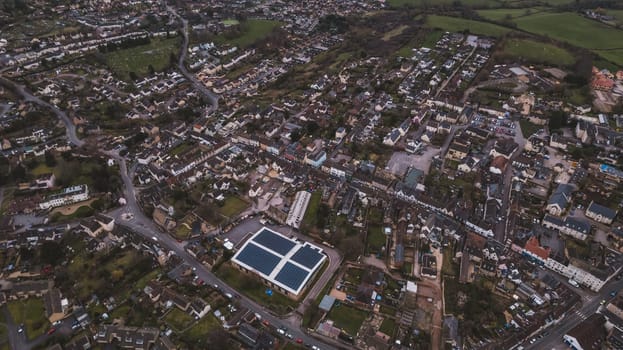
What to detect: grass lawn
<box><xmin>30</xmin><ymin>163</ymin><xmax>53</xmax><ymax>176</ymax></box>
<box><xmin>500</xmin><ymin>38</ymin><xmax>575</xmax><ymax>66</ymax></box>
<box><xmin>379</xmin><ymin>304</ymin><xmax>397</xmax><ymax>316</ymax></box>
<box><xmin>174</xmin><ymin>224</ymin><xmax>191</xmax><ymax>240</ymax></box>
<box><xmin>379</xmin><ymin>317</ymin><xmax>397</xmax><ymax>336</ymax></box>
<box><xmin>442</xmin><ymin>246</ymin><xmax>457</xmax><ymax>277</ymax></box>
<box><xmin>301</xmin><ymin>191</ymin><xmax>321</xmax><ymax>229</ymax></box>
<box><xmin>7</xmin><ymin>299</ymin><xmax>49</xmax><ymax>339</ymax></box>
<box><xmin>222</xmin><ymin>19</ymin><xmax>240</xmax><ymax>26</ymax></box>
<box><xmin>218</xmin><ymin>196</ymin><xmax>249</xmax><ymax>218</ymax></box>
<box><xmin>50</xmin><ymin>205</ymin><xmax>94</xmax><ymax>223</ymax></box>
<box><xmin>170</xmin><ymin>142</ymin><xmax>193</xmax><ymax>156</ymax></box>
<box><xmin>216</xmin><ymin>265</ymin><xmax>297</xmax><ymax>315</ymax></box>
<box><xmin>215</xmin><ymin>19</ymin><xmax>281</xmax><ymax>48</ymax></box>
<box><xmin>164</xmin><ymin>308</ymin><xmax>195</xmax><ymax>332</ymax></box>
<box><xmin>366</xmin><ymin>224</ymin><xmax>386</xmax><ymax>254</ymax></box>
<box><xmin>327</xmin><ymin>304</ymin><xmax>368</xmax><ymax>336</ymax></box>
<box><xmin>514</xmin><ymin>12</ymin><xmax>623</xmax><ymax>65</ymax></box>
<box><xmin>105</xmin><ymin>37</ymin><xmax>181</xmax><ymax>81</ymax></box>
<box><xmin>426</xmin><ymin>15</ymin><xmax>512</xmax><ymax>37</ymax></box>
<box><xmin>185</xmin><ymin>314</ymin><xmax>221</xmax><ymax>341</ymax></box>
<box><xmin>135</xmin><ymin>269</ymin><xmax>161</xmax><ymax>290</ymax></box>
<box><xmin>519</xmin><ymin>119</ymin><xmax>541</xmax><ymax>138</ymax></box>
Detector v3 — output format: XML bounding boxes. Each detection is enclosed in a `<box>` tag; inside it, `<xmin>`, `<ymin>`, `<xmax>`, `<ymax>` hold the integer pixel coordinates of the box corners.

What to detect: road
<box><xmin>494</xmin><ymin>120</ymin><xmax>527</xmax><ymax>242</ymax></box>
<box><xmin>0</xmin><ymin>77</ymin><xmax>84</xmax><ymax>148</ymax></box>
<box><xmin>522</xmin><ymin>276</ymin><xmax>623</xmax><ymax>349</ymax></box>
<box><xmin>166</xmin><ymin>5</ymin><xmax>219</xmax><ymax>112</ymax></box>
<box><xmin>1</xmin><ymin>29</ymin><xmax>340</xmax><ymax>350</ymax></box>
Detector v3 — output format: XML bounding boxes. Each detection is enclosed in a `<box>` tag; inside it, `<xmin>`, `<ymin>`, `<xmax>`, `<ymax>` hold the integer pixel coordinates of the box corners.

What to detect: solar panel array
<box><xmin>231</xmin><ymin>227</ymin><xmax>326</xmax><ymax>295</ymax></box>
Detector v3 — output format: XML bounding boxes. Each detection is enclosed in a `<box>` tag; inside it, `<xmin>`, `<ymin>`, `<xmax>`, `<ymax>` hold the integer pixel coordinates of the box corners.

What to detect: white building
<box><xmin>39</xmin><ymin>185</ymin><xmax>90</xmax><ymax>210</ymax></box>
<box><xmin>286</xmin><ymin>191</ymin><xmax>312</xmax><ymax>229</ymax></box>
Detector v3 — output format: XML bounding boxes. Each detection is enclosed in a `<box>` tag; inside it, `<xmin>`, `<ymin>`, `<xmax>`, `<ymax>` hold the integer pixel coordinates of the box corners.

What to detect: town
<box><xmin>1</xmin><ymin>0</ymin><xmax>623</xmax><ymax>350</ymax></box>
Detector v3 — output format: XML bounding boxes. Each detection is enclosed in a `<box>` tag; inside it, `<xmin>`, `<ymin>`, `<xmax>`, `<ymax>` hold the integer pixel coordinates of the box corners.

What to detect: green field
<box><xmin>30</xmin><ymin>163</ymin><xmax>54</xmax><ymax>176</ymax></box>
<box><xmin>7</xmin><ymin>299</ymin><xmax>49</xmax><ymax>339</ymax></box>
<box><xmin>218</xmin><ymin>196</ymin><xmax>249</xmax><ymax>218</ymax></box>
<box><xmin>215</xmin><ymin>19</ymin><xmax>281</xmax><ymax>48</ymax></box>
<box><xmin>379</xmin><ymin>317</ymin><xmax>397</xmax><ymax>336</ymax></box>
<box><xmin>327</xmin><ymin>305</ymin><xmax>368</xmax><ymax>336</ymax></box>
<box><xmin>519</xmin><ymin>119</ymin><xmax>541</xmax><ymax>137</ymax></box>
<box><xmin>477</xmin><ymin>8</ymin><xmax>542</xmax><ymax>21</ymax></box>
<box><xmin>164</xmin><ymin>308</ymin><xmax>195</xmax><ymax>332</ymax></box>
<box><xmin>390</xmin><ymin>0</ymin><xmax>495</xmax><ymax>7</ymax></box>
<box><xmin>105</xmin><ymin>37</ymin><xmax>181</xmax><ymax>80</ymax></box>
<box><xmin>216</xmin><ymin>265</ymin><xmax>297</xmax><ymax>315</ymax></box>
<box><xmin>301</xmin><ymin>191</ymin><xmax>322</xmax><ymax>228</ymax></box>
<box><xmin>514</xmin><ymin>12</ymin><xmax>623</xmax><ymax>65</ymax></box>
<box><xmin>184</xmin><ymin>314</ymin><xmax>221</xmax><ymax>343</ymax></box>
<box><xmin>366</xmin><ymin>224</ymin><xmax>386</xmax><ymax>254</ymax></box>
<box><xmin>500</xmin><ymin>38</ymin><xmax>575</xmax><ymax>66</ymax></box>
<box><xmin>426</xmin><ymin>15</ymin><xmax>512</xmax><ymax>37</ymax></box>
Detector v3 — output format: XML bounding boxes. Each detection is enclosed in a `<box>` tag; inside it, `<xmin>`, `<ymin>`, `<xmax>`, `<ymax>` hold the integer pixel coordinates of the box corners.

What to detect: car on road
<box><xmin>601</xmin><ymin>299</ymin><xmax>607</xmax><ymax>305</ymax></box>
<box><xmin>277</xmin><ymin>328</ymin><xmax>286</xmax><ymax>335</ymax></box>
<box><xmin>17</xmin><ymin>324</ymin><xmax>24</xmax><ymax>333</ymax></box>
<box><xmin>47</xmin><ymin>327</ymin><xmax>56</xmax><ymax>335</ymax></box>
<box><xmin>611</xmin><ymin>290</ymin><xmax>618</xmax><ymax>297</ymax></box>
<box><xmin>296</xmin><ymin>338</ymin><xmax>303</xmax><ymax>344</ymax></box>
<box><xmin>286</xmin><ymin>333</ymin><xmax>293</xmax><ymax>339</ymax></box>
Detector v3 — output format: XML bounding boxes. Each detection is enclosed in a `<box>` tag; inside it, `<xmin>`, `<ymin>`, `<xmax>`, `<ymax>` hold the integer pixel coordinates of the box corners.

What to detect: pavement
<box><xmin>3</xmin><ymin>68</ymin><xmax>343</xmax><ymax>350</ymax></box>
<box><xmin>521</xmin><ymin>276</ymin><xmax>623</xmax><ymax>349</ymax></box>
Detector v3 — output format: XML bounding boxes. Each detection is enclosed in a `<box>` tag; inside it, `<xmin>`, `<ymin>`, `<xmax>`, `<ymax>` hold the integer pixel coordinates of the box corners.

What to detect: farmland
<box><xmin>499</xmin><ymin>38</ymin><xmax>575</xmax><ymax>66</ymax></box>
<box><xmin>425</xmin><ymin>15</ymin><xmax>512</xmax><ymax>37</ymax></box>
<box><xmin>513</xmin><ymin>12</ymin><xmax>623</xmax><ymax>65</ymax></box>
<box><xmin>215</xmin><ymin>19</ymin><xmax>282</xmax><ymax>48</ymax></box>
<box><xmin>477</xmin><ymin>8</ymin><xmax>543</xmax><ymax>21</ymax></box>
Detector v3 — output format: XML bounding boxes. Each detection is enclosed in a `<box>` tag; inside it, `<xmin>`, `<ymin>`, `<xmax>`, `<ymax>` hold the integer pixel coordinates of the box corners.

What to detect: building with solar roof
<box><xmin>230</xmin><ymin>227</ymin><xmax>327</xmax><ymax>298</ymax></box>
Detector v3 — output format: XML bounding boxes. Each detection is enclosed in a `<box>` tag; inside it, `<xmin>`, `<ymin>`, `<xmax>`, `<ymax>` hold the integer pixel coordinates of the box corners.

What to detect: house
<box><xmin>34</xmin><ymin>173</ymin><xmax>55</xmax><ymax>189</ymax></box>
<box><xmin>458</xmin><ymin>156</ymin><xmax>480</xmax><ymax>173</ymax></box>
<box><xmin>489</xmin><ymin>139</ymin><xmax>518</xmax><ymax>159</ymax></box>
<box><xmin>546</xmin><ymin>184</ymin><xmax>574</xmax><ymax>216</ymax></box>
<box><xmin>585</xmin><ymin>201</ymin><xmax>617</xmax><ymax>225</ymax></box>
<box><xmin>95</xmin><ymin>213</ymin><xmax>115</xmax><ymax>232</ymax></box>
<box><xmin>563</xmin><ymin>314</ymin><xmax>606</xmax><ymax>350</ymax></box>
<box><xmin>446</xmin><ymin>142</ymin><xmax>469</xmax><ymax>161</ymax></box>
<box><xmin>489</xmin><ymin>156</ymin><xmax>508</xmax><ymax>174</ymax></box>
<box><xmin>383</xmin><ymin>129</ymin><xmax>401</xmax><ymax>146</ymax></box>
<box><xmin>542</xmin><ymin>215</ymin><xmax>592</xmax><ymax>241</ymax></box>
<box><xmin>44</xmin><ymin>289</ymin><xmax>68</xmax><ymax>323</ymax></box>
<box><xmin>94</xmin><ymin>325</ymin><xmax>159</xmax><ymax>350</ymax></box>
<box><xmin>39</xmin><ymin>185</ymin><xmax>89</xmax><ymax>210</ymax></box>
<box><xmin>523</xmin><ymin>236</ymin><xmax>551</xmax><ymax>261</ymax></box>
<box><xmin>80</xmin><ymin>218</ymin><xmax>104</xmax><ymax>238</ymax></box>
<box><xmin>9</xmin><ymin>280</ymin><xmax>52</xmax><ymax>299</ymax></box>
<box><xmin>152</xmin><ymin>206</ymin><xmax>176</xmax><ymax>231</ymax></box>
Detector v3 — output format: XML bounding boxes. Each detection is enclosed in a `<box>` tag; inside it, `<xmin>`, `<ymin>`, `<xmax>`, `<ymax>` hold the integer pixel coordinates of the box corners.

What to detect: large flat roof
<box><xmin>231</xmin><ymin>227</ymin><xmax>326</xmax><ymax>296</ymax></box>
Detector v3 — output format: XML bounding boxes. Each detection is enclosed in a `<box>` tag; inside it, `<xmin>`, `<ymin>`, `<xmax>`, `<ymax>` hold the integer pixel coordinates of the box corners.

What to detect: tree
<box><xmin>44</xmin><ymin>151</ymin><xmax>56</xmax><ymax>167</ymax></box>
<box><xmin>40</xmin><ymin>242</ymin><xmax>64</xmax><ymax>265</ymax></box>
<box><xmin>111</xmin><ymin>269</ymin><xmax>124</xmax><ymax>282</ymax></box>
<box><xmin>129</xmin><ymin>71</ymin><xmax>138</xmax><ymax>81</ymax></box>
